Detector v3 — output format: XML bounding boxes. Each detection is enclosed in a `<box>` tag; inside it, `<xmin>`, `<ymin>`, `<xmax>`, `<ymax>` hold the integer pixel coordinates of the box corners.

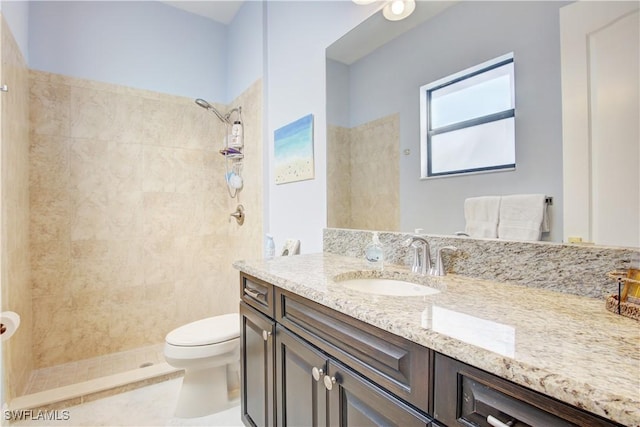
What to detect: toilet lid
<box><xmin>166</xmin><ymin>313</ymin><xmax>239</xmax><ymax>346</ymax></box>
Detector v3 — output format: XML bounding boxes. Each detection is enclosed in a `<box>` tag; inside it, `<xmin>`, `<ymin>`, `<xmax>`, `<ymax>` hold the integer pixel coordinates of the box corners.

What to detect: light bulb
<box><xmin>382</xmin><ymin>0</ymin><xmax>415</xmax><ymax>21</ymax></box>
<box><xmin>390</xmin><ymin>0</ymin><xmax>405</xmax><ymax>15</ymax></box>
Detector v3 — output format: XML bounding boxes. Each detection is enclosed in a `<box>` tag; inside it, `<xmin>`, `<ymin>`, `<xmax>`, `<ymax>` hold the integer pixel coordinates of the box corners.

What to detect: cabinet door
<box><xmin>326</xmin><ymin>360</ymin><xmax>432</xmax><ymax>427</ymax></box>
<box><xmin>240</xmin><ymin>302</ymin><xmax>275</xmax><ymax>427</ymax></box>
<box><xmin>276</xmin><ymin>326</ymin><xmax>328</xmax><ymax>427</ymax></box>
<box><xmin>276</xmin><ymin>288</ymin><xmax>432</xmax><ymax>413</ymax></box>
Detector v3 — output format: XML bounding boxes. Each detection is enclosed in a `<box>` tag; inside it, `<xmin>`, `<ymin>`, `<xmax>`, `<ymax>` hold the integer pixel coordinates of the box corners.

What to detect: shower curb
<box><xmin>8</xmin><ymin>362</ymin><xmax>183</xmax><ymax>413</ymax></box>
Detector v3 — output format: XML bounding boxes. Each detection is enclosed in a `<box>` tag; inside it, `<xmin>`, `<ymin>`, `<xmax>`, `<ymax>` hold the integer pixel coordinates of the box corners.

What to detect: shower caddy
<box><xmin>219</xmin><ymin>106</ymin><xmax>244</xmax><ymax>199</ymax></box>
<box><xmin>194</xmin><ymin>98</ymin><xmax>245</xmax><ymax>225</ymax></box>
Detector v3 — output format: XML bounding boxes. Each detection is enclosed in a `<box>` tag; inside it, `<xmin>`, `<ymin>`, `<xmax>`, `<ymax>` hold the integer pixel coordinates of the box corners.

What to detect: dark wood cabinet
<box><xmin>240</xmin><ymin>302</ymin><xmax>275</xmax><ymax>427</ymax></box>
<box><xmin>433</xmin><ymin>353</ymin><xmax>621</xmax><ymax>427</ymax></box>
<box><xmin>240</xmin><ymin>273</ymin><xmax>434</xmax><ymax>427</ymax></box>
<box><xmin>276</xmin><ymin>325</ymin><xmax>432</xmax><ymax>427</ymax></box>
<box><xmin>326</xmin><ymin>358</ymin><xmax>432</xmax><ymax>426</ymax></box>
<box><xmin>239</xmin><ymin>272</ymin><xmax>619</xmax><ymax>427</ymax></box>
<box><xmin>275</xmin><ymin>287</ymin><xmax>432</xmax><ymax>414</ymax></box>
<box><xmin>239</xmin><ymin>273</ymin><xmax>277</xmax><ymax>426</ymax></box>
<box><xmin>275</xmin><ymin>326</ymin><xmax>328</xmax><ymax>427</ymax></box>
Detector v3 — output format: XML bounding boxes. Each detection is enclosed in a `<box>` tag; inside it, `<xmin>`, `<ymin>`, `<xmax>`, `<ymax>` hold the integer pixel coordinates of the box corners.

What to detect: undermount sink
<box><xmin>338</xmin><ymin>278</ymin><xmax>440</xmax><ymax>297</ymax></box>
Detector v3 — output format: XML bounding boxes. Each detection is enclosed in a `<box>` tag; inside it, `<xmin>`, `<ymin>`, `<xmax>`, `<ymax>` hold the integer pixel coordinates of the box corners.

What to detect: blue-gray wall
<box><xmin>28</xmin><ymin>1</ymin><xmax>228</xmax><ymax>102</ymax></box>
<box><xmin>334</xmin><ymin>1</ymin><xmax>568</xmax><ymax>242</ymax></box>
<box><xmin>265</xmin><ymin>1</ymin><xmax>377</xmax><ymax>252</ymax></box>
<box><xmin>227</xmin><ymin>0</ymin><xmax>264</xmax><ymax>102</ymax></box>
<box><xmin>1</xmin><ymin>0</ymin><xmax>30</xmax><ymax>58</ymax></box>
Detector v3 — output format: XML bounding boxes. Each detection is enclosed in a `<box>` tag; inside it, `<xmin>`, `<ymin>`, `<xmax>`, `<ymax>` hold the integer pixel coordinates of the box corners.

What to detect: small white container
<box><xmin>365</xmin><ymin>232</ymin><xmax>385</xmax><ymax>270</ymax></box>
<box><xmin>265</xmin><ymin>234</ymin><xmax>275</xmax><ymax>260</ymax></box>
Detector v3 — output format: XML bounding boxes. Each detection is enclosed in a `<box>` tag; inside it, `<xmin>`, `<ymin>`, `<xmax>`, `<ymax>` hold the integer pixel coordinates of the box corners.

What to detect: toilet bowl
<box><xmin>164</xmin><ymin>313</ymin><xmax>240</xmax><ymax>418</ymax></box>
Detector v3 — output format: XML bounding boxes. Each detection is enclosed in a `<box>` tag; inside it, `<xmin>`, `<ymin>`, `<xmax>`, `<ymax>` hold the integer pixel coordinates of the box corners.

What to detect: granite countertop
<box><xmin>234</xmin><ymin>253</ymin><xmax>640</xmax><ymax>426</ymax></box>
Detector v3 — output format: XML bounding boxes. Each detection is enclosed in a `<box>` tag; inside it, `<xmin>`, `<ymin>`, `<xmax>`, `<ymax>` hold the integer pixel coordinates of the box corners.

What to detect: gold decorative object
<box><xmin>606</xmin><ymin>270</ymin><xmax>640</xmax><ymax>321</ymax></box>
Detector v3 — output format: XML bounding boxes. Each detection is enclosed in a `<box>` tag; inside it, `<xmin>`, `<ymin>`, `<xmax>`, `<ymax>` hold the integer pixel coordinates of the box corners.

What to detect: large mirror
<box><xmin>326</xmin><ymin>1</ymin><xmax>639</xmax><ymax>248</ymax></box>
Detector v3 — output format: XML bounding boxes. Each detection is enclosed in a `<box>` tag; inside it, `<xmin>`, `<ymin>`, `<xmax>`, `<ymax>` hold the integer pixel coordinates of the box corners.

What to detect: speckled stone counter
<box><xmin>234</xmin><ymin>253</ymin><xmax>640</xmax><ymax>426</ymax></box>
<box><xmin>324</xmin><ymin>228</ymin><xmax>640</xmax><ymax>298</ymax></box>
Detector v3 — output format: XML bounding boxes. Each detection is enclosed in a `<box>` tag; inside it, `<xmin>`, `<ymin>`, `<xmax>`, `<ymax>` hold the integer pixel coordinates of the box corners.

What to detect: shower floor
<box><xmin>25</xmin><ymin>344</ymin><xmax>167</xmax><ymax>394</ymax></box>
<box><xmin>10</xmin><ymin>344</ymin><xmax>182</xmax><ymax>413</ymax></box>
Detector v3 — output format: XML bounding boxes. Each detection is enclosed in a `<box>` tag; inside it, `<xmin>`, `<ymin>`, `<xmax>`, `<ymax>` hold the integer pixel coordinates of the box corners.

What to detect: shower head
<box><xmin>194</xmin><ymin>98</ymin><xmax>230</xmax><ymax>124</ymax></box>
<box><xmin>195</xmin><ymin>98</ymin><xmax>212</xmax><ymax>109</ymax></box>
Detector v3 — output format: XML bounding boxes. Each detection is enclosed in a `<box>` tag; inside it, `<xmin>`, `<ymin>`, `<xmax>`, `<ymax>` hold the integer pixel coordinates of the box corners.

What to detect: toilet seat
<box><xmin>166</xmin><ymin>313</ymin><xmax>239</xmax><ymax>347</ymax></box>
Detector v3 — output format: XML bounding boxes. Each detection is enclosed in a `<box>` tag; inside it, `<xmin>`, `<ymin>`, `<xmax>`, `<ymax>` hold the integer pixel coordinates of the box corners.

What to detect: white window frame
<box><xmin>420</xmin><ymin>52</ymin><xmax>516</xmax><ymax>179</ymax></box>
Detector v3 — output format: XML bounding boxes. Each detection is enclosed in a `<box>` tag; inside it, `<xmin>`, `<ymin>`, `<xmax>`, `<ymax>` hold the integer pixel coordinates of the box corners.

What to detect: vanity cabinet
<box><xmin>240</xmin><ymin>273</ymin><xmax>434</xmax><ymax>427</ymax></box>
<box><xmin>433</xmin><ymin>353</ymin><xmax>621</xmax><ymax>427</ymax></box>
<box><xmin>276</xmin><ymin>326</ymin><xmax>432</xmax><ymax>426</ymax></box>
<box><xmin>240</xmin><ymin>275</ymin><xmax>276</xmax><ymax>427</ymax></box>
<box><xmin>275</xmin><ymin>326</ymin><xmax>328</xmax><ymax>426</ymax></box>
<box><xmin>239</xmin><ymin>272</ymin><xmax>621</xmax><ymax>427</ymax></box>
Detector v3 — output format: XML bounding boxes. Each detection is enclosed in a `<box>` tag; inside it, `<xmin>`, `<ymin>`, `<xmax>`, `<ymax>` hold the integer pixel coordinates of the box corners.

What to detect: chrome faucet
<box><xmin>429</xmin><ymin>246</ymin><xmax>457</xmax><ymax>276</ymax></box>
<box><xmin>405</xmin><ymin>236</ymin><xmax>431</xmax><ymax>275</ymax></box>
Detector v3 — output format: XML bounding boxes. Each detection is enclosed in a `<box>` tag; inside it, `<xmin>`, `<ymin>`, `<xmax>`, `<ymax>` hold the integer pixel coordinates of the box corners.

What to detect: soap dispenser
<box><xmin>265</xmin><ymin>234</ymin><xmax>276</xmax><ymax>260</ymax></box>
<box><xmin>365</xmin><ymin>232</ymin><xmax>385</xmax><ymax>271</ymax></box>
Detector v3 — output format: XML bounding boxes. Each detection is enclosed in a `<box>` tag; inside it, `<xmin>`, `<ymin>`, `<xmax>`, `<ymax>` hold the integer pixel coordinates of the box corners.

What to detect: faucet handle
<box><xmin>403</xmin><ymin>237</ymin><xmax>418</xmax><ymax>247</ymax></box>
<box><xmin>429</xmin><ymin>246</ymin><xmax>457</xmax><ymax>276</ymax></box>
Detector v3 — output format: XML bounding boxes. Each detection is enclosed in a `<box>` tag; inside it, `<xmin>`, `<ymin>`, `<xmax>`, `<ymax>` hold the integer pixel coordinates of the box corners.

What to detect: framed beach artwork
<box><xmin>274</xmin><ymin>114</ymin><xmax>315</xmax><ymax>184</ymax></box>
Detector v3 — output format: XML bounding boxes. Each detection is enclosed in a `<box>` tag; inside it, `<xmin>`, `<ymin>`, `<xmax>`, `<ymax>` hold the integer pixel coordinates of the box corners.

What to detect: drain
<box><xmin>139</xmin><ymin>362</ymin><xmax>154</xmax><ymax>368</ymax></box>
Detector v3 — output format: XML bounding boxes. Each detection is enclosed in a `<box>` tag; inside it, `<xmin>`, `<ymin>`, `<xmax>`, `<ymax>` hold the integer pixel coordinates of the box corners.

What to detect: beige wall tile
<box><xmin>327</xmin><ymin>116</ymin><xmax>400</xmax><ymax>231</ymax></box>
<box><xmin>29</xmin><ymin>78</ymin><xmax>71</xmax><ymax>137</ymax></box>
<box><xmin>27</xmin><ymin>70</ymin><xmax>263</xmax><ymax>371</ymax></box>
<box><xmin>109</xmin><ymin>143</ymin><xmax>143</xmax><ymax>193</ymax></box>
<box><xmin>30</xmin><ymin>189</ymin><xmax>71</xmax><ymax>243</ymax></box>
<box><xmin>2</xmin><ymin>14</ymin><xmax>33</xmax><ymax>400</ymax></box>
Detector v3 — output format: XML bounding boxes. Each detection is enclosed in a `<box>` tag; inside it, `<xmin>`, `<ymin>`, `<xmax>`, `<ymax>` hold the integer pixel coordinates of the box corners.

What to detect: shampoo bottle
<box><xmin>229</xmin><ymin>120</ymin><xmax>243</xmax><ymax>148</ymax></box>
<box><xmin>365</xmin><ymin>232</ymin><xmax>385</xmax><ymax>270</ymax></box>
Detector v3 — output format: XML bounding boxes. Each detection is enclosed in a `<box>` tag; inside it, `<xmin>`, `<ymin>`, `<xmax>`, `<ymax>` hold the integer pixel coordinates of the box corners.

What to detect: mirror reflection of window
<box><xmin>420</xmin><ymin>52</ymin><xmax>516</xmax><ymax>178</ymax></box>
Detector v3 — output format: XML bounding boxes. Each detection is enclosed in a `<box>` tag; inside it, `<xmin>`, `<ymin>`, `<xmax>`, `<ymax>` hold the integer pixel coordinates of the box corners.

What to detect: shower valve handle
<box><xmin>230</xmin><ymin>204</ymin><xmax>245</xmax><ymax>225</ymax></box>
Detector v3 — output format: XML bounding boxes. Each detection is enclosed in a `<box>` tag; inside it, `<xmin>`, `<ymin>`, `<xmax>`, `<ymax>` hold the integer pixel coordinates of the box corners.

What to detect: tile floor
<box><xmin>8</xmin><ymin>378</ymin><xmax>243</xmax><ymax>427</ymax></box>
<box><xmin>25</xmin><ymin>345</ymin><xmax>166</xmax><ymax>394</ymax></box>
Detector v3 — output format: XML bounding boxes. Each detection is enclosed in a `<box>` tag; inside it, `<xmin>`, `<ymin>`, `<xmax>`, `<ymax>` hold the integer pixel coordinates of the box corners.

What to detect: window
<box><xmin>420</xmin><ymin>53</ymin><xmax>515</xmax><ymax>178</ymax></box>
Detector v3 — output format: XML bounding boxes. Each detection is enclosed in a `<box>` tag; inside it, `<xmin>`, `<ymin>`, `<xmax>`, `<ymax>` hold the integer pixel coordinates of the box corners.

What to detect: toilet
<box><xmin>164</xmin><ymin>313</ymin><xmax>240</xmax><ymax>418</ymax></box>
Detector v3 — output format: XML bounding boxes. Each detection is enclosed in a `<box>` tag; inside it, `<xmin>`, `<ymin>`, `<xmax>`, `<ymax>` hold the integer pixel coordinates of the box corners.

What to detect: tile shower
<box><xmin>1</xmin><ymin>14</ymin><xmax>33</xmax><ymax>404</ymax></box>
<box><xmin>327</xmin><ymin>114</ymin><xmax>400</xmax><ymax>231</ymax></box>
<box><xmin>2</xmin><ymin>13</ymin><xmax>263</xmax><ymax>401</ymax></box>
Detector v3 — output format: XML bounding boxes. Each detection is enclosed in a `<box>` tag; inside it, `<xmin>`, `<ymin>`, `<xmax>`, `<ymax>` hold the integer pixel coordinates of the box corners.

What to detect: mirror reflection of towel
<box><xmin>498</xmin><ymin>194</ymin><xmax>548</xmax><ymax>241</ymax></box>
<box><xmin>464</xmin><ymin>196</ymin><xmax>501</xmax><ymax>238</ymax></box>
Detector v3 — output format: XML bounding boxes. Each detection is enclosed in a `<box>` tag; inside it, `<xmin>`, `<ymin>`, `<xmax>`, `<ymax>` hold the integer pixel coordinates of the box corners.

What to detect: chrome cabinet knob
<box><xmin>323</xmin><ymin>375</ymin><xmax>337</xmax><ymax>391</ymax></box>
<box><xmin>311</xmin><ymin>367</ymin><xmax>324</xmax><ymax>381</ymax></box>
<box><xmin>262</xmin><ymin>330</ymin><xmax>271</xmax><ymax>341</ymax></box>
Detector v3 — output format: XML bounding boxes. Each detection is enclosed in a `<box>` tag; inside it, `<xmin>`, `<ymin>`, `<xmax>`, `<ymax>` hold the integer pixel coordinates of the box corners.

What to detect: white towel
<box><xmin>498</xmin><ymin>194</ymin><xmax>548</xmax><ymax>241</ymax></box>
<box><xmin>464</xmin><ymin>196</ymin><xmax>501</xmax><ymax>238</ymax></box>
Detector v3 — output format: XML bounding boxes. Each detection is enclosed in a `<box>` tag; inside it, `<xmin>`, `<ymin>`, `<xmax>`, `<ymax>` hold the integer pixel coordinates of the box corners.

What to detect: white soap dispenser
<box><xmin>265</xmin><ymin>234</ymin><xmax>276</xmax><ymax>260</ymax></box>
<box><xmin>365</xmin><ymin>232</ymin><xmax>385</xmax><ymax>271</ymax></box>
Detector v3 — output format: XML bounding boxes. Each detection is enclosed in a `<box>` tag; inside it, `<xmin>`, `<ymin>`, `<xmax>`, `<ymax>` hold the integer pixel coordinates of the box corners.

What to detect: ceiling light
<box><xmin>390</xmin><ymin>0</ymin><xmax>405</xmax><ymax>15</ymax></box>
<box><xmin>382</xmin><ymin>0</ymin><xmax>416</xmax><ymax>21</ymax></box>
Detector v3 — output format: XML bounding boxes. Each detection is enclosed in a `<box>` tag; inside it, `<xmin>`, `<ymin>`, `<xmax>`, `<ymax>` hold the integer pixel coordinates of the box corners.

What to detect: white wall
<box><xmin>264</xmin><ymin>1</ymin><xmax>375</xmax><ymax>254</ymax></box>
<box><xmin>28</xmin><ymin>1</ymin><xmax>228</xmax><ymax>102</ymax></box>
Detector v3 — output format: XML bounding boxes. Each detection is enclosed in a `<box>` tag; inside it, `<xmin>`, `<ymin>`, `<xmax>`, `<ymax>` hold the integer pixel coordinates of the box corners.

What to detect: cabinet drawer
<box><xmin>275</xmin><ymin>288</ymin><xmax>432</xmax><ymax>414</ymax></box>
<box><xmin>241</xmin><ymin>274</ymin><xmax>275</xmax><ymax>318</ymax></box>
<box><xmin>433</xmin><ymin>353</ymin><xmax>621</xmax><ymax>427</ymax></box>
